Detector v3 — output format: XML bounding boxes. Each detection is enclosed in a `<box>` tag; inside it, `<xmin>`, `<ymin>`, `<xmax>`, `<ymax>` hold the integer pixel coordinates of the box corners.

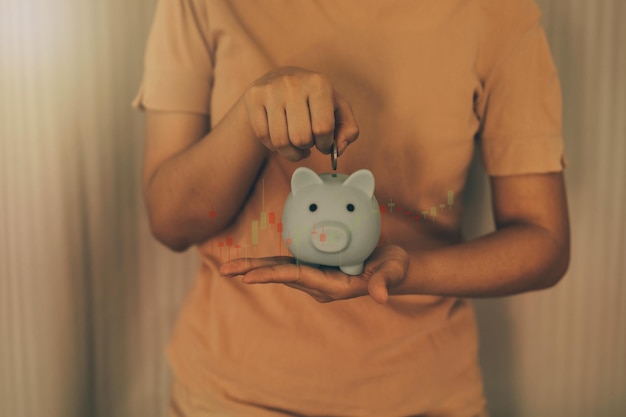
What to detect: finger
<box><xmin>283</xmin><ymin>282</ymin><xmax>332</xmax><ymax>302</ymax></box>
<box><xmin>239</xmin><ymin>262</ymin><xmax>372</xmax><ymax>303</ymax></box>
<box><xmin>266</xmin><ymin>105</ymin><xmax>291</xmax><ymax>156</ymax></box>
<box><xmin>267</xmin><ymin>105</ymin><xmax>309</xmax><ymax>162</ymax></box>
<box><xmin>243</xmin><ymin>264</ymin><xmax>368</xmax><ymax>302</ymax></box>
<box><xmin>245</xmin><ymin>265</ymin><xmax>369</xmax><ymax>302</ymax></box>
<box><xmin>285</xmin><ymin>100</ymin><xmax>314</xmax><ymax>150</ymax></box>
<box><xmin>241</xmin><ymin>262</ymin><xmax>320</xmax><ymax>284</ymax></box>
<box><xmin>333</xmin><ymin>94</ymin><xmax>359</xmax><ymax>156</ymax></box>
<box><xmin>367</xmin><ymin>271</ymin><xmax>390</xmax><ymax>304</ymax></box>
<box><xmin>308</xmin><ymin>87</ymin><xmax>335</xmax><ymax>154</ymax></box>
<box><xmin>246</xmin><ymin>101</ymin><xmax>274</xmax><ymax>151</ymax></box>
<box><xmin>219</xmin><ymin>256</ymin><xmax>294</xmax><ymax>276</ymax></box>
<box><xmin>366</xmin><ymin>257</ymin><xmax>405</xmax><ymax>304</ymax></box>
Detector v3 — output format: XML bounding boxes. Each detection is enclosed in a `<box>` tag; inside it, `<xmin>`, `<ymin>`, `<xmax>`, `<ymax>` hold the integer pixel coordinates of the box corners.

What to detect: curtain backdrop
<box><xmin>1</xmin><ymin>0</ymin><xmax>624</xmax><ymax>416</ymax></box>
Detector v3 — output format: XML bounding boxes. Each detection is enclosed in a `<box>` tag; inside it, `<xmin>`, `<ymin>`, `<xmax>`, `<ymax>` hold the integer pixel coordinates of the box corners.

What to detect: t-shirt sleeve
<box><xmin>475</xmin><ymin>0</ymin><xmax>567</xmax><ymax>176</ymax></box>
<box><xmin>132</xmin><ymin>0</ymin><xmax>214</xmax><ymax>115</ymax></box>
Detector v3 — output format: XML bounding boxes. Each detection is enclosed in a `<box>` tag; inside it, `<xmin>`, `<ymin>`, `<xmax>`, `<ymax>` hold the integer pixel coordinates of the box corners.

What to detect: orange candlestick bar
<box><xmin>268</xmin><ymin>212</ymin><xmax>276</xmax><ymax>230</ymax></box>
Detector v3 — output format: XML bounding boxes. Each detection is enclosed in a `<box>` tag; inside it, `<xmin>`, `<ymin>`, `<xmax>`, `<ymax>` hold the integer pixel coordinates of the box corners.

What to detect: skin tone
<box><xmin>143</xmin><ymin>66</ymin><xmax>570</xmax><ymax>305</ymax></box>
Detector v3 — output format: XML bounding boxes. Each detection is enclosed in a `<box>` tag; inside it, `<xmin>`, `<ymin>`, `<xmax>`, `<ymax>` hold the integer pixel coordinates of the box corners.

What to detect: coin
<box><xmin>331</xmin><ymin>142</ymin><xmax>338</xmax><ymax>171</ymax></box>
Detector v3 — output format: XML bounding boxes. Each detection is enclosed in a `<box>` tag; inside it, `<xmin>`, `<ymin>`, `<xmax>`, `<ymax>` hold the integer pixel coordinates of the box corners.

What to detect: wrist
<box><xmin>393</xmin><ymin>247</ymin><xmax>430</xmax><ymax>297</ymax></box>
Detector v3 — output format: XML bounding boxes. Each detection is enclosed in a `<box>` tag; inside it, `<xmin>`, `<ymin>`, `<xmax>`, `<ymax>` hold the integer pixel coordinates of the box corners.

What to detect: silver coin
<box><xmin>331</xmin><ymin>142</ymin><xmax>338</xmax><ymax>171</ymax></box>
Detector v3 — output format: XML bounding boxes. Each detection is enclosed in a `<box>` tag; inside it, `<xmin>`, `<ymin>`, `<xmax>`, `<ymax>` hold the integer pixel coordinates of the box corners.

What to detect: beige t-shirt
<box><xmin>133</xmin><ymin>0</ymin><xmax>565</xmax><ymax>415</ymax></box>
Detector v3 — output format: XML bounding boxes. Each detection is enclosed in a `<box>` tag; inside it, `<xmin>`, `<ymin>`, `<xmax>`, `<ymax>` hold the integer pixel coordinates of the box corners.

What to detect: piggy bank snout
<box><xmin>309</xmin><ymin>221</ymin><xmax>351</xmax><ymax>254</ymax></box>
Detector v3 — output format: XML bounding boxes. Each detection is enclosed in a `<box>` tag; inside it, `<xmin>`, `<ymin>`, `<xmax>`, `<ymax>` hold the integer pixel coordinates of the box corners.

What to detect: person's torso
<box><xmin>172</xmin><ymin>1</ymin><xmax>487</xmax><ymax>415</ymax></box>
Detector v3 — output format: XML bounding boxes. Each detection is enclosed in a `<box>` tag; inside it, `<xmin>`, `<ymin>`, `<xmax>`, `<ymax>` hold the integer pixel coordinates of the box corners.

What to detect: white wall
<box><xmin>1</xmin><ymin>1</ymin><xmax>199</xmax><ymax>415</ymax></box>
<box><xmin>1</xmin><ymin>0</ymin><xmax>624</xmax><ymax>416</ymax></box>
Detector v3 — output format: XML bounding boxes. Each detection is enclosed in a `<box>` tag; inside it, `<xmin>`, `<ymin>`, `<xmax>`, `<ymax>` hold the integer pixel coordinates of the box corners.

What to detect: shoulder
<box><xmin>480</xmin><ymin>0</ymin><xmax>542</xmax><ymax>43</ymax></box>
<box><xmin>481</xmin><ymin>0</ymin><xmax>540</xmax><ymax>19</ymax></box>
<box><xmin>477</xmin><ymin>0</ymin><xmax>543</xmax><ymax>79</ymax></box>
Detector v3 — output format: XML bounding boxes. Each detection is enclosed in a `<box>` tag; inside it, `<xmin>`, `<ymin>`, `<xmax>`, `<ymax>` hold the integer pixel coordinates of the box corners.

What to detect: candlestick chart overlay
<box><xmin>206</xmin><ymin>179</ymin><xmax>456</xmax><ymax>268</ymax></box>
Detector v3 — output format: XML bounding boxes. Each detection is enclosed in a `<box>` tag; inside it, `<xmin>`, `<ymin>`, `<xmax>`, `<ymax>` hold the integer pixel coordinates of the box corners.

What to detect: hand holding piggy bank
<box><xmin>281</xmin><ymin>167</ymin><xmax>381</xmax><ymax>275</ymax></box>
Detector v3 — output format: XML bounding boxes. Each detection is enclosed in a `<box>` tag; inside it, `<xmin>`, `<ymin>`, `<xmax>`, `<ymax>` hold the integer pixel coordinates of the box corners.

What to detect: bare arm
<box><xmin>143</xmin><ymin>98</ymin><xmax>267</xmax><ymax>251</ymax></box>
<box><xmin>400</xmin><ymin>172</ymin><xmax>571</xmax><ymax>298</ymax></box>
<box><xmin>143</xmin><ymin>67</ymin><xmax>359</xmax><ymax>251</ymax></box>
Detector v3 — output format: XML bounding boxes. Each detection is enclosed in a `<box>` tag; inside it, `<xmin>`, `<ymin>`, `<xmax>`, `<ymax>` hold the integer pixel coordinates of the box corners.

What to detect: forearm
<box><xmin>144</xmin><ymin>67</ymin><xmax>360</xmax><ymax>252</ymax></box>
<box><xmin>399</xmin><ymin>222</ymin><xmax>570</xmax><ymax>297</ymax></box>
<box><xmin>146</xmin><ymin>98</ymin><xmax>268</xmax><ymax>250</ymax></box>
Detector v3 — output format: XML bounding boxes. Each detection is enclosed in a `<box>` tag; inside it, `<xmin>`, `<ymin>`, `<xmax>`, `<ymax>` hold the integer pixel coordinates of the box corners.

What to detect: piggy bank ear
<box><xmin>343</xmin><ymin>169</ymin><xmax>375</xmax><ymax>198</ymax></box>
<box><xmin>291</xmin><ymin>167</ymin><xmax>323</xmax><ymax>195</ymax></box>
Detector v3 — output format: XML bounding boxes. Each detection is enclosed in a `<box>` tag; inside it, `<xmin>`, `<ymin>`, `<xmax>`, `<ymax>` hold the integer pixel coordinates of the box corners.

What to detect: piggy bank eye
<box><xmin>346</xmin><ymin>203</ymin><xmax>355</xmax><ymax>212</ymax></box>
<box><xmin>309</xmin><ymin>203</ymin><xmax>318</xmax><ymax>212</ymax></box>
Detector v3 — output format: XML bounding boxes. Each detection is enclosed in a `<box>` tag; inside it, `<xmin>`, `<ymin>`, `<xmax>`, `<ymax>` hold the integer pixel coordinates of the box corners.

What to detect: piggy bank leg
<box><xmin>340</xmin><ymin>263</ymin><xmax>364</xmax><ymax>275</ymax></box>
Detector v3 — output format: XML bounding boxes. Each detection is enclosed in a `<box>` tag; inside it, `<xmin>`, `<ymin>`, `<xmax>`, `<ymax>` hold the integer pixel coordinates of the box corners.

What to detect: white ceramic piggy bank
<box><xmin>282</xmin><ymin>167</ymin><xmax>381</xmax><ymax>275</ymax></box>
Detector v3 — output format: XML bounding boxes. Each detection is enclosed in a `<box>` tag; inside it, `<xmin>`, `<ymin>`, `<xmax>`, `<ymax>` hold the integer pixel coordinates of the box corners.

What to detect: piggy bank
<box><xmin>281</xmin><ymin>167</ymin><xmax>381</xmax><ymax>275</ymax></box>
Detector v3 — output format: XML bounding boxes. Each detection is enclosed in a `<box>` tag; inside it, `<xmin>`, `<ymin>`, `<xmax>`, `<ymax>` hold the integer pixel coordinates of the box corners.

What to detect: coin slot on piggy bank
<box><xmin>281</xmin><ymin>167</ymin><xmax>381</xmax><ymax>275</ymax></box>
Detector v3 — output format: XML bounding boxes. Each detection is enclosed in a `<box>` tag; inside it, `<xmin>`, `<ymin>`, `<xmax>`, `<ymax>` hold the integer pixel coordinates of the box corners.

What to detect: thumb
<box><xmin>333</xmin><ymin>94</ymin><xmax>359</xmax><ymax>155</ymax></box>
<box><xmin>368</xmin><ymin>271</ymin><xmax>389</xmax><ymax>304</ymax></box>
